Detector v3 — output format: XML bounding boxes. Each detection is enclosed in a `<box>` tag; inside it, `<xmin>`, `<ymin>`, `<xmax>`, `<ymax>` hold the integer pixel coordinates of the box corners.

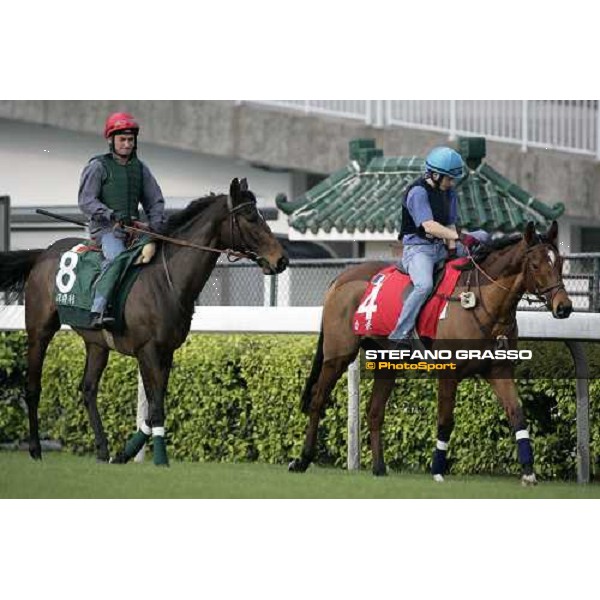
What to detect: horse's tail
<box><xmin>0</xmin><ymin>249</ymin><xmax>44</xmax><ymax>297</ymax></box>
<box><xmin>300</xmin><ymin>322</ymin><xmax>325</xmax><ymax>415</ymax></box>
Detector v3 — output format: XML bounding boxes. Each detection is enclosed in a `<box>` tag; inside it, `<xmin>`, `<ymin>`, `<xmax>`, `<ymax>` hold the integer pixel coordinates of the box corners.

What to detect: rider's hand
<box><xmin>110</xmin><ymin>214</ymin><xmax>126</xmax><ymax>231</ymax></box>
<box><xmin>132</xmin><ymin>220</ymin><xmax>150</xmax><ymax>231</ymax></box>
<box><xmin>447</xmin><ymin>247</ymin><xmax>458</xmax><ymax>259</ymax></box>
<box><xmin>459</xmin><ymin>232</ymin><xmax>478</xmax><ymax>248</ymax></box>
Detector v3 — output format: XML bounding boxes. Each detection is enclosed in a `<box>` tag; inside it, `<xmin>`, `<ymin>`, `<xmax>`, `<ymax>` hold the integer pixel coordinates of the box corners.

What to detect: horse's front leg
<box><xmin>486</xmin><ymin>374</ymin><xmax>537</xmax><ymax>486</ymax></box>
<box><xmin>432</xmin><ymin>378</ymin><xmax>458</xmax><ymax>482</ymax></box>
<box><xmin>368</xmin><ymin>372</ymin><xmax>396</xmax><ymax>476</ymax></box>
<box><xmin>113</xmin><ymin>344</ymin><xmax>173</xmax><ymax>466</ymax></box>
<box><xmin>138</xmin><ymin>345</ymin><xmax>173</xmax><ymax>467</ymax></box>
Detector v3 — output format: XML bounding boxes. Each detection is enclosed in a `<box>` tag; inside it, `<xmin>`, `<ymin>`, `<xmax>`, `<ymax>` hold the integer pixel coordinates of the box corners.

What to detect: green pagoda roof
<box><xmin>276</xmin><ymin>137</ymin><xmax>565</xmax><ymax>237</ymax></box>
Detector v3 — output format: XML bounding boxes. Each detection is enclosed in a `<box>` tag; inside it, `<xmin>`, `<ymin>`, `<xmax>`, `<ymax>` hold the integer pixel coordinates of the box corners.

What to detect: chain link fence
<box><xmin>3</xmin><ymin>256</ymin><xmax>598</xmax><ymax>311</ymax></box>
<box><xmin>198</xmin><ymin>255</ymin><xmax>600</xmax><ymax>311</ymax></box>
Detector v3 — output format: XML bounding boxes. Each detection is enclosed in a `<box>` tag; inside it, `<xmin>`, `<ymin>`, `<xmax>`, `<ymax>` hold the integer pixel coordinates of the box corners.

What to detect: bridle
<box><xmin>463</xmin><ymin>238</ymin><xmax>565</xmax><ymax>309</ymax></box>
<box><xmin>446</xmin><ymin>237</ymin><xmax>566</xmax><ymax>337</ymax></box>
<box><xmin>522</xmin><ymin>242</ymin><xmax>566</xmax><ymax>311</ymax></box>
<box><xmin>225</xmin><ymin>195</ymin><xmax>262</xmax><ymax>263</ymax></box>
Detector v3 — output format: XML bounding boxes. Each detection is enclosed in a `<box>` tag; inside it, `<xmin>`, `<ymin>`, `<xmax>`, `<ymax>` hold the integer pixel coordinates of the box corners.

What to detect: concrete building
<box><xmin>1</xmin><ymin>100</ymin><xmax>599</xmax><ymax>256</ymax></box>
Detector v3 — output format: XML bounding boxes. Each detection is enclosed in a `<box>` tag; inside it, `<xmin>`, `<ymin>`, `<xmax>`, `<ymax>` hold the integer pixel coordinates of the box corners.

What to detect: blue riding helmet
<box><xmin>425</xmin><ymin>147</ymin><xmax>464</xmax><ymax>179</ymax></box>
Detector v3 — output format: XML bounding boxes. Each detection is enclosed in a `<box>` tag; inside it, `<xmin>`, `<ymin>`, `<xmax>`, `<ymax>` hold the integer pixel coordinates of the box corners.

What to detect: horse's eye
<box><xmin>531</xmin><ymin>262</ymin><xmax>540</xmax><ymax>270</ymax></box>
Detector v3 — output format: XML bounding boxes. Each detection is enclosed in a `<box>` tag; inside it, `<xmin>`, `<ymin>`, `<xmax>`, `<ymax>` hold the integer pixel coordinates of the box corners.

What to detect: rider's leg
<box><xmin>91</xmin><ymin>230</ymin><xmax>126</xmax><ymax>325</ymax></box>
<box><xmin>389</xmin><ymin>244</ymin><xmax>445</xmax><ymax>341</ymax></box>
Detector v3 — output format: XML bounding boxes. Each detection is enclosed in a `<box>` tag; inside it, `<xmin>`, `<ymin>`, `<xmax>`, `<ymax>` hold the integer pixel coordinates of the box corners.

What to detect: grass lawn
<box><xmin>1</xmin><ymin>450</ymin><xmax>599</xmax><ymax>498</ymax></box>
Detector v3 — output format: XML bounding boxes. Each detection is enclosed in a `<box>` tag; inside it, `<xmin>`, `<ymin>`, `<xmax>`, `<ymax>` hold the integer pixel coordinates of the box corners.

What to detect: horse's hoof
<box><xmin>433</xmin><ymin>474</ymin><xmax>445</xmax><ymax>483</ymax></box>
<box><xmin>110</xmin><ymin>453</ymin><xmax>128</xmax><ymax>464</ymax></box>
<box><xmin>288</xmin><ymin>458</ymin><xmax>309</xmax><ymax>473</ymax></box>
<box><xmin>96</xmin><ymin>451</ymin><xmax>110</xmax><ymax>463</ymax></box>
<box><xmin>521</xmin><ymin>473</ymin><xmax>537</xmax><ymax>487</ymax></box>
<box><xmin>29</xmin><ymin>447</ymin><xmax>42</xmax><ymax>460</ymax></box>
<box><xmin>372</xmin><ymin>465</ymin><xmax>387</xmax><ymax>477</ymax></box>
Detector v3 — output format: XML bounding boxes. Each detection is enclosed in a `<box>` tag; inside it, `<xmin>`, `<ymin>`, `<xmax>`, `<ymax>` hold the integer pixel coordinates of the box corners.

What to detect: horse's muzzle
<box><xmin>554</xmin><ymin>302</ymin><xmax>573</xmax><ymax>319</ymax></box>
<box><xmin>258</xmin><ymin>255</ymin><xmax>289</xmax><ymax>275</ymax></box>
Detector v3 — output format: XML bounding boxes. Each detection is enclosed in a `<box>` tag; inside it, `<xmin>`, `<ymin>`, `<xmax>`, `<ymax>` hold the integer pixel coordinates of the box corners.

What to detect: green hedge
<box><xmin>1</xmin><ymin>331</ymin><xmax>599</xmax><ymax>479</ymax></box>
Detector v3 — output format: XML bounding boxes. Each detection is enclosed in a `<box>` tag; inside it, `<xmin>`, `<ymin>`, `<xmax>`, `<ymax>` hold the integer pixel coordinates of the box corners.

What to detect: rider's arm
<box><xmin>406</xmin><ymin>186</ymin><xmax>460</xmax><ymax>243</ymax></box>
<box><xmin>140</xmin><ymin>162</ymin><xmax>168</xmax><ymax>233</ymax></box>
<box><xmin>446</xmin><ymin>224</ymin><xmax>458</xmax><ymax>249</ymax></box>
<box><xmin>78</xmin><ymin>160</ymin><xmax>113</xmax><ymax>227</ymax></box>
<box><xmin>444</xmin><ymin>189</ymin><xmax>459</xmax><ymax>248</ymax></box>
<box><xmin>421</xmin><ymin>220</ymin><xmax>459</xmax><ymax>241</ymax></box>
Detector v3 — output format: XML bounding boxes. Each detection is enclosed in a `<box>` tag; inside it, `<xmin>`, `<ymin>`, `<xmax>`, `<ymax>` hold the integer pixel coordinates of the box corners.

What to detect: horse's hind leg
<box><xmin>485</xmin><ymin>375</ymin><xmax>536</xmax><ymax>486</ymax></box>
<box><xmin>368</xmin><ymin>371</ymin><xmax>397</xmax><ymax>476</ymax></box>
<box><xmin>25</xmin><ymin>322</ymin><xmax>59</xmax><ymax>460</ymax></box>
<box><xmin>289</xmin><ymin>351</ymin><xmax>359</xmax><ymax>473</ymax></box>
<box><xmin>431</xmin><ymin>378</ymin><xmax>459</xmax><ymax>482</ymax></box>
<box><xmin>80</xmin><ymin>343</ymin><xmax>110</xmax><ymax>462</ymax></box>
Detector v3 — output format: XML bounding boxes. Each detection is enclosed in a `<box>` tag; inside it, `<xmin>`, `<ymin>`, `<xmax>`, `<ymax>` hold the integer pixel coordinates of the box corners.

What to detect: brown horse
<box><xmin>0</xmin><ymin>178</ymin><xmax>288</xmax><ymax>466</ymax></box>
<box><xmin>289</xmin><ymin>221</ymin><xmax>572</xmax><ymax>484</ymax></box>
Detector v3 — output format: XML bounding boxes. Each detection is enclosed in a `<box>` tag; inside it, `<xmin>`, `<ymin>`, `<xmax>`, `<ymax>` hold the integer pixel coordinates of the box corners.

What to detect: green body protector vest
<box><xmin>94</xmin><ymin>153</ymin><xmax>144</xmax><ymax>224</ymax></box>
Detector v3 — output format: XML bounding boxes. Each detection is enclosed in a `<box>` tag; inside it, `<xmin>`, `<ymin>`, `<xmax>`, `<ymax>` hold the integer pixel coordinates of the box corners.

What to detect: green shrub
<box><xmin>0</xmin><ymin>331</ymin><xmax>598</xmax><ymax>480</ymax></box>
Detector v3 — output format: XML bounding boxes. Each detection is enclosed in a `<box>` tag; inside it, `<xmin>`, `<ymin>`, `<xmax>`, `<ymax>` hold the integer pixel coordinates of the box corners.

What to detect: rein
<box><xmin>463</xmin><ymin>246</ymin><xmax>511</xmax><ymax>292</ymax></box>
<box><xmin>121</xmin><ymin>199</ymin><xmax>259</xmax><ymax>263</ymax></box>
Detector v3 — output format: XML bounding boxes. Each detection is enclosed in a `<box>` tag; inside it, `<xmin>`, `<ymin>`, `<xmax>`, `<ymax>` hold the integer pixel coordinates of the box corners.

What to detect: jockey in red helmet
<box><xmin>103</xmin><ymin>112</ymin><xmax>140</xmax><ymax>157</ymax></box>
<box><xmin>77</xmin><ymin>111</ymin><xmax>168</xmax><ymax>329</ymax></box>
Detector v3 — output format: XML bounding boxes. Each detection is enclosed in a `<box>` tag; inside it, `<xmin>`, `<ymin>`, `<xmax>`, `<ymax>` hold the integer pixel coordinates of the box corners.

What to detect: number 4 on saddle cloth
<box><xmin>54</xmin><ymin>236</ymin><xmax>155</xmax><ymax>331</ymax></box>
<box><xmin>352</xmin><ymin>258</ymin><xmax>468</xmax><ymax>340</ymax></box>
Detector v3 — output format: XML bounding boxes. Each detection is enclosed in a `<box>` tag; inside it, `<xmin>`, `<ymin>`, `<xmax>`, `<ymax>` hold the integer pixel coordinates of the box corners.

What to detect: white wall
<box><xmin>0</xmin><ymin>118</ymin><xmax>292</xmax><ymax>234</ymax></box>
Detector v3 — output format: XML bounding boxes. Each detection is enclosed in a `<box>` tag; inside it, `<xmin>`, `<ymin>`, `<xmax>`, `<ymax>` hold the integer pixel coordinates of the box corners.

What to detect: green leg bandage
<box><xmin>152</xmin><ymin>436</ymin><xmax>169</xmax><ymax>466</ymax></box>
<box><xmin>122</xmin><ymin>430</ymin><xmax>150</xmax><ymax>462</ymax></box>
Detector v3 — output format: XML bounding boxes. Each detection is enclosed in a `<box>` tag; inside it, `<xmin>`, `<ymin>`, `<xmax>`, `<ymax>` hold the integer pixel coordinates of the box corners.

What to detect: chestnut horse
<box><xmin>289</xmin><ymin>221</ymin><xmax>572</xmax><ymax>484</ymax></box>
<box><xmin>0</xmin><ymin>178</ymin><xmax>288</xmax><ymax>466</ymax></box>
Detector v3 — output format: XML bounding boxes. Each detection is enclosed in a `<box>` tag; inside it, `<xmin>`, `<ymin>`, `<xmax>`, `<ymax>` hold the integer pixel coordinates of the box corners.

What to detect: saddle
<box><xmin>54</xmin><ymin>235</ymin><xmax>155</xmax><ymax>331</ymax></box>
<box><xmin>352</xmin><ymin>258</ymin><xmax>467</xmax><ymax>339</ymax></box>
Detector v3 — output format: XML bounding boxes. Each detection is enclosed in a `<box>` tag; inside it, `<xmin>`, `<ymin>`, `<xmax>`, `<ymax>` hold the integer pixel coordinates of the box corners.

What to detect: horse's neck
<box><xmin>474</xmin><ymin>244</ymin><xmax>527</xmax><ymax>330</ymax></box>
<box><xmin>164</xmin><ymin>202</ymin><xmax>226</xmax><ymax>307</ymax></box>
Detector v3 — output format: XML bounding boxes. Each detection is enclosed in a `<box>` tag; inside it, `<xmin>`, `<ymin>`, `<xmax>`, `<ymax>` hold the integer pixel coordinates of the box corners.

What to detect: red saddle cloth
<box><xmin>352</xmin><ymin>259</ymin><xmax>467</xmax><ymax>339</ymax></box>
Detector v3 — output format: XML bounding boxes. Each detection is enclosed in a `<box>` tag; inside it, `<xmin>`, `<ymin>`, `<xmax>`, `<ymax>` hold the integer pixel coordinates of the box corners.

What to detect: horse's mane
<box><xmin>164</xmin><ymin>194</ymin><xmax>226</xmax><ymax>235</ymax></box>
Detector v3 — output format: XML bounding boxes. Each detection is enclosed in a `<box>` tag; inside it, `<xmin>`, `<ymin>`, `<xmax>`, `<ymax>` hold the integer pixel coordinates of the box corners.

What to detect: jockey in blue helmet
<box><xmin>388</xmin><ymin>146</ymin><xmax>484</xmax><ymax>346</ymax></box>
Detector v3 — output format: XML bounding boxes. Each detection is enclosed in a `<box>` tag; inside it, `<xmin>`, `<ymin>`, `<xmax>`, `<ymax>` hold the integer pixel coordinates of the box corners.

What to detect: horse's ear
<box><xmin>523</xmin><ymin>221</ymin><xmax>536</xmax><ymax>246</ymax></box>
<box><xmin>230</xmin><ymin>178</ymin><xmax>241</xmax><ymax>202</ymax></box>
<box><xmin>240</xmin><ymin>178</ymin><xmax>248</xmax><ymax>192</ymax></box>
<box><xmin>547</xmin><ymin>220</ymin><xmax>559</xmax><ymax>245</ymax></box>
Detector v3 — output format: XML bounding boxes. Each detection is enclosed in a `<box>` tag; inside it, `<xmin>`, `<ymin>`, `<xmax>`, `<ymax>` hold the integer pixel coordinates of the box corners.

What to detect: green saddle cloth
<box><xmin>54</xmin><ymin>236</ymin><xmax>151</xmax><ymax>331</ymax></box>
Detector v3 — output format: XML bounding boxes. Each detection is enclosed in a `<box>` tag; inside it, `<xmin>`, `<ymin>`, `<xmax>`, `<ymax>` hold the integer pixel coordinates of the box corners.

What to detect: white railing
<box><xmin>247</xmin><ymin>100</ymin><xmax>374</xmax><ymax>124</ymax></box>
<box><xmin>246</xmin><ymin>100</ymin><xmax>600</xmax><ymax>159</ymax></box>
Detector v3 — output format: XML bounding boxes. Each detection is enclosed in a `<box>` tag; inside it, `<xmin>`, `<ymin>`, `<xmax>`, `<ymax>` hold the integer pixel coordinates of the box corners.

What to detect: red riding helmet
<box><xmin>104</xmin><ymin>112</ymin><xmax>140</xmax><ymax>139</ymax></box>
